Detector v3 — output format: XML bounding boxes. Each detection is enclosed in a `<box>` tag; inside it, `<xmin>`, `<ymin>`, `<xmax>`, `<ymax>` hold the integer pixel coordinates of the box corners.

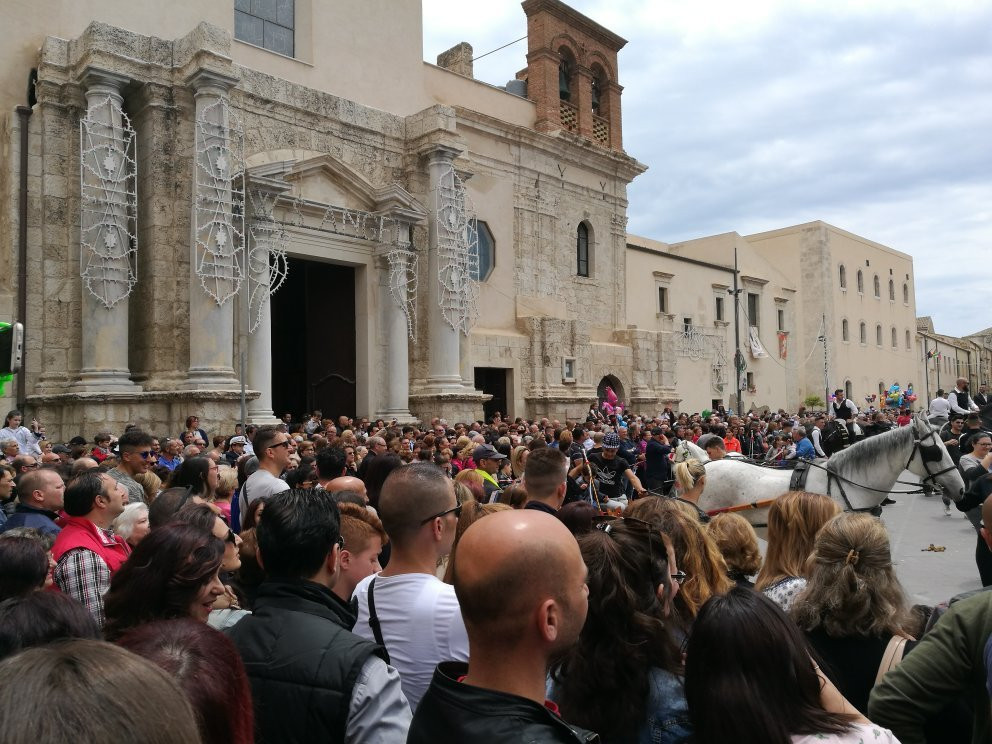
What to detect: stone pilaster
<box><xmin>71</xmin><ymin>68</ymin><xmax>141</xmax><ymax>393</ymax></box>
<box><xmin>182</xmin><ymin>68</ymin><xmax>240</xmax><ymax>391</ymax></box>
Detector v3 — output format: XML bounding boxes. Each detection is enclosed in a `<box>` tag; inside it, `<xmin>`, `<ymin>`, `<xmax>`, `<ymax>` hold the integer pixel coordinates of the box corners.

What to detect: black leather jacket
<box><xmin>408</xmin><ymin>661</ymin><xmax>600</xmax><ymax>743</ymax></box>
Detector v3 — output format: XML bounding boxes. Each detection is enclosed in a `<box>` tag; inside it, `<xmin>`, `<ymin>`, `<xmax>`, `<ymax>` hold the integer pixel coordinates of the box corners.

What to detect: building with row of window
<box><xmin>916</xmin><ymin>318</ymin><xmax>992</xmax><ymax>404</ymax></box>
<box><xmin>627</xmin><ymin>222</ymin><xmax>920</xmax><ymax>413</ymax></box>
<box><xmin>0</xmin><ymin>0</ymin><xmax>928</xmax><ymax>435</ymax></box>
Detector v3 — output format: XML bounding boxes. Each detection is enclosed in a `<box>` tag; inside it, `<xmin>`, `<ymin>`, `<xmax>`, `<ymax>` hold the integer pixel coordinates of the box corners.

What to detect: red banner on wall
<box><xmin>778</xmin><ymin>331</ymin><xmax>788</xmax><ymax>359</ymax></box>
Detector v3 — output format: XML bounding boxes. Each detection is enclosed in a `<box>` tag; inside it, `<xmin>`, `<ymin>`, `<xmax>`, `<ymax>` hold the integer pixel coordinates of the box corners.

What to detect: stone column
<box><xmin>72</xmin><ymin>69</ymin><xmax>141</xmax><ymax>392</ymax></box>
<box><xmin>245</xmin><ymin>256</ymin><xmax>277</xmax><ymax>423</ymax></box>
<box><xmin>377</xmin><ymin>241</ymin><xmax>416</xmax><ymax>421</ymax></box>
<box><xmin>422</xmin><ymin>144</ymin><xmax>465</xmax><ymax>395</ymax></box>
<box><xmin>243</xmin><ymin>179</ymin><xmax>283</xmax><ymax>424</ymax></box>
<box><xmin>183</xmin><ymin>69</ymin><xmax>240</xmax><ymax>390</ymax></box>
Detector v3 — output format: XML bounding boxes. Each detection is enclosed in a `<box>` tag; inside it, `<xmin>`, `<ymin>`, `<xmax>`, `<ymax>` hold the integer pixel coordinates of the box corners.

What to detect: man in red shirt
<box><xmin>51</xmin><ymin>472</ymin><xmax>129</xmax><ymax>625</ymax></box>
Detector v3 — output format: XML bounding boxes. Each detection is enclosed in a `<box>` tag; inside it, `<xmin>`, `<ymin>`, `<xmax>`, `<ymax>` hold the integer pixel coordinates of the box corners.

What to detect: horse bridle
<box><xmin>904</xmin><ymin>426</ymin><xmax>959</xmax><ymax>489</ymax></box>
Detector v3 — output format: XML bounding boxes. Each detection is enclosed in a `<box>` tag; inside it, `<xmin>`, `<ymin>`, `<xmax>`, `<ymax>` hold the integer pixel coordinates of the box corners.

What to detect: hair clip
<box><xmin>595</xmin><ymin>522</ymin><xmax>613</xmax><ymax>535</ymax></box>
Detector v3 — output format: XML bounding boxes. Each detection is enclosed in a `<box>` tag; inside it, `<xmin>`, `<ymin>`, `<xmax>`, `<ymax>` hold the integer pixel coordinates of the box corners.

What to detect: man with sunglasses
<box><xmin>239</xmin><ymin>427</ymin><xmax>291</xmax><ymax>517</ymax></box>
<box><xmin>352</xmin><ymin>463</ymin><xmax>470</xmax><ymax>711</ymax></box>
<box><xmin>107</xmin><ymin>429</ymin><xmax>155</xmax><ymax>505</ymax></box>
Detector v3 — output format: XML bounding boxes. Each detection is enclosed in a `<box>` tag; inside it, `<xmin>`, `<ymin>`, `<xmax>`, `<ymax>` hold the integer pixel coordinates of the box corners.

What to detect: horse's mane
<box><xmin>827</xmin><ymin>424</ymin><xmax>915</xmax><ymax>477</ymax></box>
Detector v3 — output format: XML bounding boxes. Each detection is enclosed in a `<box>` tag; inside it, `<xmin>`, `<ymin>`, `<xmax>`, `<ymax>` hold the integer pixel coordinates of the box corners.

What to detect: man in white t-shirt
<box><xmin>239</xmin><ymin>426</ymin><xmax>291</xmax><ymax>517</ymax></box>
<box><xmin>352</xmin><ymin>462</ymin><xmax>469</xmax><ymax>711</ymax></box>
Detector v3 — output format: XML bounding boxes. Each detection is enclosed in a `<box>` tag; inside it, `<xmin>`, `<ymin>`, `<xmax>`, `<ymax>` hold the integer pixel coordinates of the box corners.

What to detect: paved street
<box><xmin>882</xmin><ymin>473</ymin><xmax>983</xmax><ymax>607</ymax></box>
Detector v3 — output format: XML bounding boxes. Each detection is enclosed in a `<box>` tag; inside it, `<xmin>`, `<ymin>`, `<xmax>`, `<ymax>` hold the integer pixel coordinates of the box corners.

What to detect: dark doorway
<box><xmin>475</xmin><ymin>367</ymin><xmax>508</xmax><ymax>423</ymax></box>
<box><xmin>597</xmin><ymin>375</ymin><xmax>624</xmax><ymax>407</ymax></box>
<box><xmin>270</xmin><ymin>257</ymin><xmax>356</xmax><ymax>420</ymax></box>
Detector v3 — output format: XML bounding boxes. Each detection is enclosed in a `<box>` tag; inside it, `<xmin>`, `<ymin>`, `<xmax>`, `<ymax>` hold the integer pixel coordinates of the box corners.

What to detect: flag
<box><xmin>777</xmin><ymin>331</ymin><xmax>788</xmax><ymax>359</ymax></box>
<box><xmin>748</xmin><ymin>326</ymin><xmax>768</xmax><ymax>358</ymax></box>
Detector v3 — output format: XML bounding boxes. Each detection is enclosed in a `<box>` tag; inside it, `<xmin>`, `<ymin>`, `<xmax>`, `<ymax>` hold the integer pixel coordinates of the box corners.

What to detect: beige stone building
<box><xmin>1</xmin><ymin>0</ymin><xmax>686</xmax><ymax>438</ymax></box>
<box><xmin>626</xmin><ymin>221</ymin><xmax>920</xmax><ymax>413</ymax></box>
<box><xmin>917</xmin><ymin>317</ymin><xmax>990</xmax><ymax>403</ymax></box>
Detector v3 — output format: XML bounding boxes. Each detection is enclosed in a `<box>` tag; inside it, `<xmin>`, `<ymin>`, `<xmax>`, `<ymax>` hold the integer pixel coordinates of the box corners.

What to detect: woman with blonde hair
<box><xmin>673</xmin><ymin>458</ymin><xmax>708</xmax><ymax>521</ymax></box>
<box><xmin>133</xmin><ymin>471</ymin><xmax>163</xmax><ymax>504</ymax></box>
<box><xmin>706</xmin><ymin>512</ymin><xmax>762</xmax><ymax>589</ymax></box>
<box><xmin>755</xmin><ymin>491</ymin><xmax>841</xmax><ymax>611</ymax></box>
<box><xmin>791</xmin><ymin>513</ymin><xmax>917</xmax><ymax>714</ymax></box>
<box><xmin>451</xmin><ymin>436</ymin><xmax>475</xmax><ymax>474</ymax></box>
<box><xmin>509</xmin><ymin>445</ymin><xmax>528</xmax><ymax>480</ymax></box>
<box><xmin>627</xmin><ymin>496</ymin><xmax>731</xmax><ymax>624</ymax></box>
<box><xmin>454</xmin><ymin>469</ymin><xmax>486</xmax><ymax>502</ymax></box>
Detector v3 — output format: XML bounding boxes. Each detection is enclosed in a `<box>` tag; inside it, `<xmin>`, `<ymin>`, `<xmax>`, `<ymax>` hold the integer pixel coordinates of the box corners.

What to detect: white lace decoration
<box><xmin>434</xmin><ymin>164</ymin><xmax>479</xmax><ymax>335</ymax></box>
<box><xmin>246</xmin><ymin>187</ymin><xmax>288</xmax><ymax>333</ymax></box>
<box><xmin>194</xmin><ymin>100</ymin><xmax>245</xmax><ymax>306</ymax></box>
<box><xmin>386</xmin><ymin>238</ymin><xmax>418</xmax><ymax>341</ymax></box>
<box><xmin>79</xmin><ymin>97</ymin><xmax>138</xmax><ymax>308</ymax></box>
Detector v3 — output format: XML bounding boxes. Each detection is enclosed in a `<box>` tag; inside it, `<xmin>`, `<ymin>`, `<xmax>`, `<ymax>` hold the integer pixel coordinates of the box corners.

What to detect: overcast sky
<box><xmin>423</xmin><ymin>0</ymin><xmax>991</xmax><ymax>338</ymax></box>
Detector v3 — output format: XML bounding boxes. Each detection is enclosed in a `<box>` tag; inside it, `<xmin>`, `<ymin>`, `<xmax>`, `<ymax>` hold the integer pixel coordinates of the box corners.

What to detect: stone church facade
<box><xmin>2</xmin><ymin>0</ymin><xmax>681</xmax><ymax>438</ymax></box>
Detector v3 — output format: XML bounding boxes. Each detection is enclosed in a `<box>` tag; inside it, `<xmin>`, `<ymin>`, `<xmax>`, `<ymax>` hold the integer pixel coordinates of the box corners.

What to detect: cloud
<box><xmin>422</xmin><ymin>0</ymin><xmax>992</xmax><ymax>336</ymax></box>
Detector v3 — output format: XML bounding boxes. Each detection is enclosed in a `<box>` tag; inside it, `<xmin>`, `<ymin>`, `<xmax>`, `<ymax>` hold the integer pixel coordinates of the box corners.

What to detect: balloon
<box><xmin>605</xmin><ymin>386</ymin><xmax>618</xmax><ymax>406</ymax></box>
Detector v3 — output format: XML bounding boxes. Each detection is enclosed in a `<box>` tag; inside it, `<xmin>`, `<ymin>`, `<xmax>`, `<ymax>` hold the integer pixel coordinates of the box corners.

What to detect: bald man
<box><xmin>351</xmin><ymin>463</ymin><xmax>469</xmax><ymax>710</ymax></box>
<box><xmin>326</xmin><ymin>476</ymin><xmax>368</xmax><ymax>504</ymax></box>
<box><xmin>409</xmin><ymin>509</ymin><xmax>594</xmax><ymax>743</ymax></box>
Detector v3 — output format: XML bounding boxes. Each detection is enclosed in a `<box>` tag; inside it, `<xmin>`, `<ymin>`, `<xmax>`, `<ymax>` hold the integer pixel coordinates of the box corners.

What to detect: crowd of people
<box><xmin>0</xmin><ymin>389</ymin><xmax>989</xmax><ymax>743</ymax></box>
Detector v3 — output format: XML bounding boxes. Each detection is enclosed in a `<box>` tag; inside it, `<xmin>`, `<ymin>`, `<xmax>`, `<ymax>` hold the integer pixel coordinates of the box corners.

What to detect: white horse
<box><xmin>672</xmin><ymin>414</ymin><xmax>964</xmax><ymax>527</ymax></box>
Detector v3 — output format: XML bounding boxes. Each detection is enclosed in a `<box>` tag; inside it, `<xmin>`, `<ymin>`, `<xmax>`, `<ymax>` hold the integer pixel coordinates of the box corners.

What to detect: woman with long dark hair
<box><xmin>552</xmin><ymin>518</ymin><xmax>691</xmax><ymax>743</ymax></box>
<box><xmin>103</xmin><ymin>523</ymin><xmax>225</xmax><ymax>641</ymax></box>
<box><xmin>168</xmin><ymin>457</ymin><xmax>219</xmax><ymax>501</ymax></box>
<box><xmin>685</xmin><ymin>587</ymin><xmax>897</xmax><ymax>744</ymax></box>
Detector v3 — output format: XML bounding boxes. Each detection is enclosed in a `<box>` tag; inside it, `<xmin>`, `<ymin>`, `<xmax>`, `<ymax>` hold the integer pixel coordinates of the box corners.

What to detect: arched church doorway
<box><xmin>270</xmin><ymin>256</ymin><xmax>356</xmax><ymax>420</ymax></box>
<box><xmin>597</xmin><ymin>375</ymin><xmax>625</xmax><ymax>409</ymax></box>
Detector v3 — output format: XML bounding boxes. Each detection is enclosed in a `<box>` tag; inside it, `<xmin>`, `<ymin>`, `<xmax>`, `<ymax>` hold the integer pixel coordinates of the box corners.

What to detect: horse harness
<box><xmin>703</xmin><ymin>427</ymin><xmax>957</xmax><ymax>523</ymax></box>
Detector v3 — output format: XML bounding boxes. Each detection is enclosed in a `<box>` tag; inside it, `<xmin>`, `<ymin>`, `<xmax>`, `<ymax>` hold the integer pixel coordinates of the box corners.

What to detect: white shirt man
<box><xmin>929</xmin><ymin>394</ymin><xmax>951</xmax><ymax>419</ymax></box>
<box><xmin>239</xmin><ymin>428</ymin><xmax>291</xmax><ymax>515</ymax></box>
<box><xmin>352</xmin><ymin>463</ymin><xmax>469</xmax><ymax>710</ymax></box>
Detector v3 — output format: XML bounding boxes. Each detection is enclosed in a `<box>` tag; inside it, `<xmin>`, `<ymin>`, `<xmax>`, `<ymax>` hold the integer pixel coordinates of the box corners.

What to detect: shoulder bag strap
<box><xmin>874</xmin><ymin>635</ymin><xmax>910</xmax><ymax>685</ymax></box>
<box><xmin>366</xmin><ymin>578</ymin><xmax>390</xmax><ymax>664</ymax></box>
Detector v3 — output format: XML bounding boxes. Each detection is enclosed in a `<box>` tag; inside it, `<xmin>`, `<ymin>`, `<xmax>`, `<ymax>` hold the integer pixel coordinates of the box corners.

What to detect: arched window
<box><xmin>859</xmin><ymin>321</ymin><xmax>867</xmax><ymax>344</ymax></box>
<box><xmin>857</xmin><ymin>270</ymin><xmax>864</xmax><ymax>293</ymax></box>
<box><xmin>903</xmin><ymin>283</ymin><xmax>909</xmax><ymax>304</ymax></box>
<box><xmin>576</xmin><ymin>222</ymin><xmax>590</xmax><ymax>277</ymax></box>
<box><xmin>891</xmin><ymin>326</ymin><xmax>897</xmax><ymax>348</ymax></box>
<box><xmin>841</xmin><ymin>319</ymin><xmax>849</xmax><ymax>341</ymax></box>
<box><xmin>469</xmin><ymin>219</ymin><xmax>495</xmax><ymax>282</ymax></box>
<box><xmin>888</xmin><ymin>279</ymin><xmax>895</xmax><ymax>301</ymax></box>
<box><xmin>873</xmin><ymin>275</ymin><xmax>880</xmax><ymax>298</ymax></box>
<box><xmin>905</xmin><ymin>329</ymin><xmax>911</xmax><ymax>349</ymax></box>
<box><xmin>558</xmin><ymin>51</ymin><xmax>573</xmax><ymax>102</ymax></box>
<box><xmin>839</xmin><ymin>264</ymin><xmax>847</xmax><ymax>289</ymax></box>
<box><xmin>876</xmin><ymin>324</ymin><xmax>882</xmax><ymax>346</ymax></box>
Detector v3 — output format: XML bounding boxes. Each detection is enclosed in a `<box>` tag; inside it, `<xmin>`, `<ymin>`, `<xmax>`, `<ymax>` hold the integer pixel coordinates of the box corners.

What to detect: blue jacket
<box><xmin>795</xmin><ymin>437</ymin><xmax>816</xmax><ymax>460</ymax></box>
<box><xmin>0</xmin><ymin>503</ymin><xmax>61</xmax><ymax>536</ymax></box>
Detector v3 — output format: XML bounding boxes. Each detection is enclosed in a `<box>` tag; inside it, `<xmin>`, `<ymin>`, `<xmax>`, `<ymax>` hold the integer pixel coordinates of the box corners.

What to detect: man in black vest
<box><xmin>226</xmin><ymin>489</ymin><xmax>411</xmax><ymax>743</ymax></box>
<box><xmin>409</xmin><ymin>510</ymin><xmax>598</xmax><ymax>743</ymax></box>
<box><xmin>950</xmin><ymin>378</ymin><xmax>980</xmax><ymax>417</ymax></box>
<box><xmin>831</xmin><ymin>389</ymin><xmax>858</xmax><ymax>440</ymax></box>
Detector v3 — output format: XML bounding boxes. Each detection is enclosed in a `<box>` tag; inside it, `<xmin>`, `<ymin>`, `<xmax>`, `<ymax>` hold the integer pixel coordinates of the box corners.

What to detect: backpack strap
<box><xmin>366</xmin><ymin>578</ymin><xmax>390</xmax><ymax>664</ymax></box>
